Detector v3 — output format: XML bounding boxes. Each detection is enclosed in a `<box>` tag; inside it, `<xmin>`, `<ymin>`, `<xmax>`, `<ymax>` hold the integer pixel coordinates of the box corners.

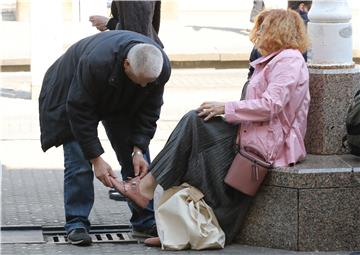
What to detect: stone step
<box><xmin>238</xmin><ymin>154</ymin><xmax>360</xmax><ymax>251</ymax></box>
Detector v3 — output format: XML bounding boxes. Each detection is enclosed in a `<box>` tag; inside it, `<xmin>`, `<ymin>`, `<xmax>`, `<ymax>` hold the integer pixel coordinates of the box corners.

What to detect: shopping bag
<box><xmin>155</xmin><ymin>183</ymin><xmax>225</xmax><ymax>250</ymax></box>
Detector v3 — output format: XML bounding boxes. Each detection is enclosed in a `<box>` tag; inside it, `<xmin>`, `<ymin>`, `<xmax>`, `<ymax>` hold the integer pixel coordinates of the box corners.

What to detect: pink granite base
<box><xmin>305</xmin><ymin>66</ymin><xmax>360</xmax><ymax>154</ymax></box>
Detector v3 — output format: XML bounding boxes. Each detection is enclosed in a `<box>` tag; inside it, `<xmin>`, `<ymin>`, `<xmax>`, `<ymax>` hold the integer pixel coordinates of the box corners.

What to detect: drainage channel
<box><xmin>1</xmin><ymin>224</ymin><xmax>139</xmax><ymax>245</ymax></box>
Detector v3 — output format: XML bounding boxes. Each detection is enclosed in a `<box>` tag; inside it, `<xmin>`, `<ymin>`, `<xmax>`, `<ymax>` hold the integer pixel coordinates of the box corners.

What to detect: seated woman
<box><xmin>110</xmin><ymin>8</ymin><xmax>310</xmax><ymax>246</ymax></box>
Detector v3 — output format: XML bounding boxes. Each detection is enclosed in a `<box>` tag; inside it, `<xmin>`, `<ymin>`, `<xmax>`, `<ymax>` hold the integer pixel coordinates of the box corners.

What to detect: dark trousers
<box><xmin>102</xmin><ymin>120</ymin><xmax>155</xmax><ymax>231</ymax></box>
<box><xmin>150</xmin><ymin>111</ymin><xmax>252</xmax><ymax>244</ymax></box>
<box><xmin>63</xmin><ymin>121</ymin><xmax>155</xmax><ymax>234</ymax></box>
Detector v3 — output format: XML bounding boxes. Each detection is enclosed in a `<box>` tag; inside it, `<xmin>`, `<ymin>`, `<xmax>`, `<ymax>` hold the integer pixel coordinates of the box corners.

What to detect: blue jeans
<box><xmin>63</xmin><ymin>139</ymin><xmax>155</xmax><ymax>234</ymax></box>
<box><xmin>102</xmin><ymin>120</ymin><xmax>155</xmax><ymax>232</ymax></box>
<box><xmin>63</xmin><ymin>141</ymin><xmax>93</xmax><ymax>233</ymax></box>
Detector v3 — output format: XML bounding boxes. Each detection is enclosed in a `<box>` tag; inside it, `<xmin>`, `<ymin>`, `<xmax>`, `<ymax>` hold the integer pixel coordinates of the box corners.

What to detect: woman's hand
<box><xmin>197</xmin><ymin>101</ymin><xmax>225</xmax><ymax>121</ymax></box>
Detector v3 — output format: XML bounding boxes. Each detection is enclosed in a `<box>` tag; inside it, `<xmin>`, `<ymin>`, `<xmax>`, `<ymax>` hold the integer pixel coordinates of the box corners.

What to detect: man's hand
<box><xmin>90</xmin><ymin>156</ymin><xmax>117</xmax><ymax>187</ymax></box>
<box><xmin>89</xmin><ymin>15</ymin><xmax>109</xmax><ymax>32</ymax></box>
<box><xmin>132</xmin><ymin>148</ymin><xmax>149</xmax><ymax>178</ymax></box>
<box><xmin>197</xmin><ymin>101</ymin><xmax>225</xmax><ymax>121</ymax></box>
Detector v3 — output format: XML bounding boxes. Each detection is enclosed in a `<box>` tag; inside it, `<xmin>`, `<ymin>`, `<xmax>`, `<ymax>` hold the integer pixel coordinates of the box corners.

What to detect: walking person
<box><xmin>89</xmin><ymin>0</ymin><xmax>163</xmax><ymax>48</ymax></box>
<box><xmin>111</xmin><ymin>8</ymin><xmax>310</xmax><ymax>248</ymax></box>
<box><xmin>39</xmin><ymin>30</ymin><xmax>171</xmax><ymax>245</ymax></box>
<box><xmin>250</xmin><ymin>0</ymin><xmax>265</xmax><ymax>23</ymax></box>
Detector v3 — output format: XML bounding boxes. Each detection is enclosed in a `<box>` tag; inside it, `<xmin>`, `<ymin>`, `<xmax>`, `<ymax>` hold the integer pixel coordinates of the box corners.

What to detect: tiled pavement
<box><xmin>0</xmin><ymin>169</ymin><xmax>351</xmax><ymax>255</ymax></box>
<box><xmin>1</xmin><ymin>169</ymin><xmax>130</xmax><ymax>227</ymax></box>
<box><xmin>0</xmin><ymin>69</ymin><xmax>355</xmax><ymax>254</ymax></box>
<box><xmin>0</xmin><ymin>69</ymin><xmax>248</xmax><ymax>170</ymax></box>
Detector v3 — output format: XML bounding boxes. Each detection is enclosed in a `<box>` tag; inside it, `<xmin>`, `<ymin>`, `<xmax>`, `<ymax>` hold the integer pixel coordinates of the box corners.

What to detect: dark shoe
<box><xmin>132</xmin><ymin>224</ymin><xmax>158</xmax><ymax>238</ymax></box>
<box><xmin>110</xmin><ymin>176</ymin><xmax>150</xmax><ymax>209</ymax></box>
<box><xmin>144</xmin><ymin>237</ymin><xmax>161</xmax><ymax>247</ymax></box>
<box><xmin>67</xmin><ymin>228</ymin><xmax>92</xmax><ymax>246</ymax></box>
<box><xmin>108</xmin><ymin>188</ymin><xmax>126</xmax><ymax>201</ymax></box>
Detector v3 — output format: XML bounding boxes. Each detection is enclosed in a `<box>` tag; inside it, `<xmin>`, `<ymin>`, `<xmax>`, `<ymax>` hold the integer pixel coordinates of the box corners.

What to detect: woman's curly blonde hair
<box><xmin>249</xmin><ymin>9</ymin><xmax>310</xmax><ymax>56</ymax></box>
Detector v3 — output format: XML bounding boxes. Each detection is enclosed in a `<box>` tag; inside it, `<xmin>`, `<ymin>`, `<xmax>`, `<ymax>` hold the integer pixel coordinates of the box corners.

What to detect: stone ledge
<box><xmin>0</xmin><ymin>58</ymin><xmax>30</xmax><ymax>66</ymax></box>
<box><xmin>1</xmin><ymin>55</ymin><xmax>359</xmax><ymax>71</ymax></box>
<box><xmin>265</xmin><ymin>154</ymin><xmax>360</xmax><ymax>188</ymax></box>
<box><xmin>237</xmin><ymin>154</ymin><xmax>360</xmax><ymax>251</ymax></box>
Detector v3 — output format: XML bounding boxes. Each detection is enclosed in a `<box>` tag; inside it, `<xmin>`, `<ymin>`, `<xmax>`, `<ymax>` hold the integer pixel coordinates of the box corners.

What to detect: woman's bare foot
<box><xmin>138</xmin><ymin>173</ymin><xmax>158</xmax><ymax>200</ymax></box>
<box><xmin>109</xmin><ymin>176</ymin><xmax>150</xmax><ymax>209</ymax></box>
<box><xmin>144</xmin><ymin>237</ymin><xmax>161</xmax><ymax>247</ymax></box>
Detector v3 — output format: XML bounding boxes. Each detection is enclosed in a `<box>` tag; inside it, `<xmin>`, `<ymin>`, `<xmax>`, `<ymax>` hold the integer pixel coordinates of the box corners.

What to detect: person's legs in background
<box><xmin>250</xmin><ymin>0</ymin><xmax>265</xmax><ymax>23</ymax></box>
<box><xmin>63</xmin><ymin>140</ymin><xmax>94</xmax><ymax>245</ymax></box>
<box><xmin>103</xmin><ymin>120</ymin><xmax>157</xmax><ymax>237</ymax></box>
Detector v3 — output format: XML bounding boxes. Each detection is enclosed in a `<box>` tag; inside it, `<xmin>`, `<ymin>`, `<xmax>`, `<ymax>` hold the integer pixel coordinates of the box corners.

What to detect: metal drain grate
<box><xmin>42</xmin><ymin>224</ymin><xmax>138</xmax><ymax>244</ymax></box>
<box><xmin>1</xmin><ymin>224</ymin><xmax>138</xmax><ymax>244</ymax></box>
<box><xmin>49</xmin><ymin>232</ymin><xmax>137</xmax><ymax>244</ymax></box>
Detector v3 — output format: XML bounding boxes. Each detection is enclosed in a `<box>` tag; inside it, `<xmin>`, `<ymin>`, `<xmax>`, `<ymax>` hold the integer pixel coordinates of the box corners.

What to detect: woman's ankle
<box><xmin>139</xmin><ymin>173</ymin><xmax>157</xmax><ymax>200</ymax></box>
<box><xmin>139</xmin><ymin>183</ymin><xmax>154</xmax><ymax>200</ymax></box>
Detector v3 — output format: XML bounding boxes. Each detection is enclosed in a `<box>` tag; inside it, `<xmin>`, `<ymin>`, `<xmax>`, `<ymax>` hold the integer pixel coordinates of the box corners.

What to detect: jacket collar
<box><xmin>250</xmin><ymin>50</ymin><xmax>281</xmax><ymax>68</ymax></box>
<box><xmin>108</xmin><ymin>41</ymin><xmax>141</xmax><ymax>87</ymax></box>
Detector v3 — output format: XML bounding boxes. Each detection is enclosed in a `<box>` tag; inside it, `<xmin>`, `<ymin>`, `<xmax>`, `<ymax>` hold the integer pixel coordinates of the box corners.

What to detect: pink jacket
<box><xmin>225</xmin><ymin>49</ymin><xmax>310</xmax><ymax>167</ymax></box>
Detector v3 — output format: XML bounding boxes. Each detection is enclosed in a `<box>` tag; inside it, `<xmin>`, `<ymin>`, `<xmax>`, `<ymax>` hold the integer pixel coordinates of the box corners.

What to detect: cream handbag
<box><xmin>155</xmin><ymin>183</ymin><xmax>225</xmax><ymax>250</ymax></box>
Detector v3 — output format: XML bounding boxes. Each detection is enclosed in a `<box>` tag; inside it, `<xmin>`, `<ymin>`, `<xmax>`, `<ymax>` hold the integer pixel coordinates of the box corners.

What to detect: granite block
<box><xmin>305</xmin><ymin>66</ymin><xmax>360</xmax><ymax>154</ymax></box>
<box><xmin>235</xmin><ymin>154</ymin><xmax>360</xmax><ymax>251</ymax></box>
<box><xmin>298</xmin><ymin>187</ymin><xmax>360</xmax><ymax>251</ymax></box>
<box><xmin>264</xmin><ymin>154</ymin><xmax>360</xmax><ymax>188</ymax></box>
<box><xmin>237</xmin><ymin>186</ymin><xmax>298</xmax><ymax>250</ymax></box>
<box><xmin>266</xmin><ymin>171</ymin><xmax>360</xmax><ymax>189</ymax></box>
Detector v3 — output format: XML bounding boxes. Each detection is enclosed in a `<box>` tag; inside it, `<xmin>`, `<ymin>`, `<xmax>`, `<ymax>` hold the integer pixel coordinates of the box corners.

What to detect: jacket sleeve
<box><xmin>66</xmin><ymin>57</ymin><xmax>104</xmax><ymax>160</ymax></box>
<box><xmin>131</xmin><ymin>60</ymin><xmax>171</xmax><ymax>151</ymax></box>
<box><xmin>225</xmin><ymin>56</ymin><xmax>302</xmax><ymax>123</ymax></box>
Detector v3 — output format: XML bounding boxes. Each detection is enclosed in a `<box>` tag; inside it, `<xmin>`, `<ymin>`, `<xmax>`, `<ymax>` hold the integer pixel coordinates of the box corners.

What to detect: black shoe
<box><xmin>109</xmin><ymin>188</ymin><xmax>126</xmax><ymax>201</ymax></box>
<box><xmin>132</xmin><ymin>225</ymin><xmax>158</xmax><ymax>238</ymax></box>
<box><xmin>67</xmin><ymin>228</ymin><xmax>92</xmax><ymax>246</ymax></box>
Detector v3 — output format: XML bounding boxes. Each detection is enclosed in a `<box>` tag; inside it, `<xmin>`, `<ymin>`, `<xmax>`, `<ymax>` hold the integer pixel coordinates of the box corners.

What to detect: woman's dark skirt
<box><xmin>150</xmin><ymin>110</ymin><xmax>253</xmax><ymax>244</ymax></box>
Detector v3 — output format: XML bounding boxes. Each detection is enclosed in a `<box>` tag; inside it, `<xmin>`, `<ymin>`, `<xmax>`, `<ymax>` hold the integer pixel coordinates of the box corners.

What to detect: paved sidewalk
<box><xmin>2</xmin><ymin>4</ymin><xmax>360</xmax><ymax>69</ymax></box>
<box><xmin>0</xmin><ymin>69</ymin><xmax>248</xmax><ymax>169</ymax></box>
<box><xmin>0</xmin><ymin>69</ymin><xmax>356</xmax><ymax>254</ymax></box>
<box><xmin>160</xmin><ymin>5</ymin><xmax>360</xmax><ymax>64</ymax></box>
<box><xmin>0</xmin><ymin>169</ymin><xmax>351</xmax><ymax>255</ymax></box>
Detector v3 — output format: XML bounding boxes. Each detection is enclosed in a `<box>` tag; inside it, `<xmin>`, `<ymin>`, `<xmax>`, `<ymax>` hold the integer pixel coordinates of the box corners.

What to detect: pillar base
<box><xmin>305</xmin><ymin>65</ymin><xmax>360</xmax><ymax>154</ymax></box>
<box><xmin>236</xmin><ymin>154</ymin><xmax>360</xmax><ymax>251</ymax></box>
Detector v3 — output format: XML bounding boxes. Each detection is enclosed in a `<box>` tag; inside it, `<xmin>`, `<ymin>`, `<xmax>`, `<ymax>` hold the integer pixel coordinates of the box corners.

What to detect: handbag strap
<box><xmin>235</xmin><ymin>88</ymin><xmax>307</xmax><ymax>151</ymax></box>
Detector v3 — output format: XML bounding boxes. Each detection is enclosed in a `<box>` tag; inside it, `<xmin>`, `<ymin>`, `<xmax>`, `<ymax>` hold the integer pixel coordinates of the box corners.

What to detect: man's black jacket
<box><xmin>39</xmin><ymin>30</ymin><xmax>171</xmax><ymax>160</ymax></box>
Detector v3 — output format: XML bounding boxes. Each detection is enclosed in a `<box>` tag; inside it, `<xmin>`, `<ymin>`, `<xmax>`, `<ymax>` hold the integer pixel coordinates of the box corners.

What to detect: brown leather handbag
<box><xmin>224</xmin><ymin>146</ymin><xmax>272</xmax><ymax>196</ymax></box>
